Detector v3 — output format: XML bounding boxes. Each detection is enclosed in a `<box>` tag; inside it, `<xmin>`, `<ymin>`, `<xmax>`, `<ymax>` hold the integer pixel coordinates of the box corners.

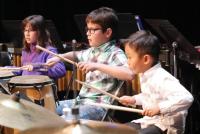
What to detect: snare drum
<box><xmin>8</xmin><ymin>75</ymin><xmax>56</xmax><ymax>112</ymax></box>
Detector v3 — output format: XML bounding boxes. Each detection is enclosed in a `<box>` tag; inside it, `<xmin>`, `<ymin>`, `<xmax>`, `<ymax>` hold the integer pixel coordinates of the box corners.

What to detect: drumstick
<box><xmin>0</xmin><ymin>67</ymin><xmax>25</xmax><ymax>71</ymax></box>
<box><xmin>76</xmin><ymin>79</ymin><xmax>136</xmax><ymax>108</ymax></box>
<box><xmin>36</xmin><ymin>45</ymin><xmax>78</xmax><ymax>66</ymax></box>
<box><xmin>76</xmin><ymin>79</ymin><xmax>120</xmax><ymax>101</ymax></box>
<box><xmin>86</xmin><ymin>101</ymin><xmax>143</xmax><ymax>114</ymax></box>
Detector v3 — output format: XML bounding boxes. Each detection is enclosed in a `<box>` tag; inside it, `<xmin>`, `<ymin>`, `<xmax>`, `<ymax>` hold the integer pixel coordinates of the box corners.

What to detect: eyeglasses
<box><xmin>85</xmin><ymin>27</ymin><xmax>102</xmax><ymax>34</ymax></box>
<box><xmin>24</xmin><ymin>29</ymin><xmax>36</xmax><ymax>33</ymax></box>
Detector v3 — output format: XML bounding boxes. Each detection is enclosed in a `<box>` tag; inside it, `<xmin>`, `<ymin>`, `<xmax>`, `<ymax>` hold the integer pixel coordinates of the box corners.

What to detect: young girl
<box><xmin>14</xmin><ymin>15</ymin><xmax>66</xmax><ymax>80</ymax></box>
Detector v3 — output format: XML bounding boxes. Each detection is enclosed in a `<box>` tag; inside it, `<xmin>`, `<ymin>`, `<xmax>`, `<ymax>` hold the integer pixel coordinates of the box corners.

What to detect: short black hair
<box><xmin>86</xmin><ymin>7</ymin><xmax>118</xmax><ymax>40</ymax></box>
<box><xmin>124</xmin><ymin>30</ymin><xmax>160</xmax><ymax>62</ymax></box>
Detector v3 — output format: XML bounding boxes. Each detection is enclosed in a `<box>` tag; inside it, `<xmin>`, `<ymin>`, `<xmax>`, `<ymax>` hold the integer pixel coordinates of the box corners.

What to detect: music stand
<box><xmin>142</xmin><ymin>18</ymin><xmax>200</xmax><ymax>77</ymax></box>
<box><xmin>144</xmin><ymin>19</ymin><xmax>200</xmax><ymax>61</ymax></box>
<box><xmin>45</xmin><ymin>20</ymin><xmax>63</xmax><ymax>52</ymax></box>
<box><xmin>74</xmin><ymin>13</ymin><xmax>139</xmax><ymax>42</ymax></box>
<box><xmin>0</xmin><ymin>20</ymin><xmax>23</xmax><ymax>48</ymax></box>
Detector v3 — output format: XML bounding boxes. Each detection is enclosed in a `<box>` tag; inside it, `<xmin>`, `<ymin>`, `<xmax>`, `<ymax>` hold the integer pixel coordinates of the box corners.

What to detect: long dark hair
<box><xmin>22</xmin><ymin>15</ymin><xmax>52</xmax><ymax>52</ymax></box>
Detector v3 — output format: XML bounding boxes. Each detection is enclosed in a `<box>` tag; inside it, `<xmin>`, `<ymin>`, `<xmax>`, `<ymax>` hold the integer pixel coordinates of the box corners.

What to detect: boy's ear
<box><xmin>143</xmin><ymin>54</ymin><xmax>151</xmax><ymax>65</ymax></box>
<box><xmin>105</xmin><ymin>28</ymin><xmax>112</xmax><ymax>38</ymax></box>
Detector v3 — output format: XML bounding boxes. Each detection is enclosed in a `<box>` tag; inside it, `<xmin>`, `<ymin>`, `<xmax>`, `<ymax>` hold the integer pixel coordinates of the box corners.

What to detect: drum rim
<box><xmin>0</xmin><ymin>75</ymin><xmax>15</xmax><ymax>80</ymax></box>
<box><xmin>8</xmin><ymin>80</ymin><xmax>53</xmax><ymax>87</ymax></box>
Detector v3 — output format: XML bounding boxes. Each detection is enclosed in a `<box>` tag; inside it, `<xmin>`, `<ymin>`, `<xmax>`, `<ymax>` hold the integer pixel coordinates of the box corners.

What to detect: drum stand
<box><xmin>51</xmin><ymin>82</ymin><xmax>59</xmax><ymax>105</ymax></box>
<box><xmin>0</xmin><ymin>80</ymin><xmax>12</xmax><ymax>95</ymax></box>
<box><xmin>8</xmin><ymin>83</ymin><xmax>47</xmax><ymax>106</ymax></box>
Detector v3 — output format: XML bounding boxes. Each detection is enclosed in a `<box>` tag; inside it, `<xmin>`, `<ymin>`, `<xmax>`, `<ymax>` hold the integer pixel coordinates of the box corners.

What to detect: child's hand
<box><xmin>142</xmin><ymin>103</ymin><xmax>160</xmax><ymax>117</ymax></box>
<box><xmin>119</xmin><ymin>96</ymin><xmax>136</xmax><ymax>106</ymax></box>
<box><xmin>21</xmin><ymin>64</ymin><xmax>33</xmax><ymax>71</ymax></box>
<box><xmin>77</xmin><ymin>62</ymin><xmax>97</xmax><ymax>73</ymax></box>
<box><xmin>46</xmin><ymin>56</ymin><xmax>60</xmax><ymax>67</ymax></box>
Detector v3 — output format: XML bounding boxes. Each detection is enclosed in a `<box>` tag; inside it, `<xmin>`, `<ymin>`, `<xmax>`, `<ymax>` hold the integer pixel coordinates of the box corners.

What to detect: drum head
<box><xmin>0</xmin><ymin>70</ymin><xmax>15</xmax><ymax>79</ymax></box>
<box><xmin>8</xmin><ymin>75</ymin><xmax>52</xmax><ymax>86</ymax></box>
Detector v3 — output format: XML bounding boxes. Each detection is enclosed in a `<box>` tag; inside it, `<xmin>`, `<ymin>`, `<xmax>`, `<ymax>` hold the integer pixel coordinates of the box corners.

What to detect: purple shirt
<box><xmin>19</xmin><ymin>44</ymin><xmax>66</xmax><ymax>80</ymax></box>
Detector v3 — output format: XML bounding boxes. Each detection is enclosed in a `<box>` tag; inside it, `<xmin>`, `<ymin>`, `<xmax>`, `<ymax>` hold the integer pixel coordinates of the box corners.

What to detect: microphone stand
<box><xmin>172</xmin><ymin>41</ymin><xmax>178</xmax><ymax>78</ymax></box>
<box><xmin>135</xmin><ymin>15</ymin><xmax>144</xmax><ymax>31</ymax></box>
<box><xmin>64</xmin><ymin>40</ymin><xmax>77</xmax><ymax>100</ymax></box>
<box><xmin>71</xmin><ymin>39</ymin><xmax>80</xmax><ymax>122</ymax></box>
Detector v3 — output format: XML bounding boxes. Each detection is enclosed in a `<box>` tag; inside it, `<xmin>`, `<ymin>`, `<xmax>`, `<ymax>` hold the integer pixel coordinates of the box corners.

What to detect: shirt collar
<box><xmin>139</xmin><ymin>63</ymin><xmax>161</xmax><ymax>82</ymax></box>
<box><xmin>91</xmin><ymin>40</ymin><xmax>116</xmax><ymax>53</ymax></box>
<box><xmin>30</xmin><ymin>43</ymin><xmax>37</xmax><ymax>52</ymax></box>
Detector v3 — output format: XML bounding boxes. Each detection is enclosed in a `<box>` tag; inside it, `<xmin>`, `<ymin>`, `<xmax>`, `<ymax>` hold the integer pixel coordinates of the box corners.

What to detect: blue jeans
<box><xmin>56</xmin><ymin>99</ymin><xmax>106</xmax><ymax>121</ymax></box>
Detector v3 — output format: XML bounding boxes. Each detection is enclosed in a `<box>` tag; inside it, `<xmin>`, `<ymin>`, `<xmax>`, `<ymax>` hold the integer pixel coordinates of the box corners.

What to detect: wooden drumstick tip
<box><xmin>36</xmin><ymin>45</ymin><xmax>78</xmax><ymax>66</ymax></box>
<box><xmin>76</xmin><ymin>79</ymin><xmax>136</xmax><ymax>108</ymax></box>
<box><xmin>75</xmin><ymin>79</ymin><xmax>120</xmax><ymax>100</ymax></box>
<box><xmin>86</xmin><ymin>101</ymin><xmax>143</xmax><ymax>114</ymax></box>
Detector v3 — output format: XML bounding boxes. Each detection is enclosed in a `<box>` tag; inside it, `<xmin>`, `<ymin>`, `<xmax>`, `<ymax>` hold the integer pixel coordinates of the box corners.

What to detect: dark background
<box><xmin>0</xmin><ymin>0</ymin><xmax>199</xmax><ymax>45</ymax></box>
<box><xmin>1</xmin><ymin>1</ymin><xmax>200</xmax><ymax>133</ymax></box>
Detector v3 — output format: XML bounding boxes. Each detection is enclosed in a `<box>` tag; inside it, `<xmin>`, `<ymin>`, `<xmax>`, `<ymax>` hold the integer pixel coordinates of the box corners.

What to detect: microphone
<box><xmin>172</xmin><ymin>41</ymin><xmax>178</xmax><ymax>48</ymax></box>
<box><xmin>135</xmin><ymin>15</ymin><xmax>144</xmax><ymax>31</ymax></box>
<box><xmin>72</xmin><ymin>39</ymin><xmax>77</xmax><ymax>48</ymax></box>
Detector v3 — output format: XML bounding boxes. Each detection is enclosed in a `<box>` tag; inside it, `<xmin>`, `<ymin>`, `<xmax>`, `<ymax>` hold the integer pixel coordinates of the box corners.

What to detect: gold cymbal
<box><xmin>0</xmin><ymin>93</ymin><xmax>66</xmax><ymax>130</ymax></box>
<box><xmin>20</xmin><ymin>120</ymin><xmax>138</xmax><ymax>134</ymax></box>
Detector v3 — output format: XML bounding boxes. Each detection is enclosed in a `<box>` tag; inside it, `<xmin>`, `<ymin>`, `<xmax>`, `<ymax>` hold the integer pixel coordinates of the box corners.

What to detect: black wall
<box><xmin>0</xmin><ymin>0</ymin><xmax>200</xmax><ymax>45</ymax></box>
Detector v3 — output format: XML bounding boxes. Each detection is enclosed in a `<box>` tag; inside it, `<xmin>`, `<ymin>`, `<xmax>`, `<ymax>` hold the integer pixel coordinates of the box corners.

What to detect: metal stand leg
<box><xmin>34</xmin><ymin>85</ymin><xmax>44</xmax><ymax>106</ymax></box>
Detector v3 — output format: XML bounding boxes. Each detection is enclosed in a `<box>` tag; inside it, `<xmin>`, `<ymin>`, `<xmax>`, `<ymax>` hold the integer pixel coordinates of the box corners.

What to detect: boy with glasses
<box><xmin>47</xmin><ymin>7</ymin><xmax>134</xmax><ymax>120</ymax></box>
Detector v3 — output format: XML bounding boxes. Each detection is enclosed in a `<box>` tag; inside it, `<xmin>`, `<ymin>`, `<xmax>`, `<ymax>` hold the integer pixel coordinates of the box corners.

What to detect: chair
<box><xmin>101</xmin><ymin>80</ymin><xmax>125</xmax><ymax>122</ymax></box>
<box><xmin>101</xmin><ymin>79</ymin><xmax>139</xmax><ymax>122</ymax></box>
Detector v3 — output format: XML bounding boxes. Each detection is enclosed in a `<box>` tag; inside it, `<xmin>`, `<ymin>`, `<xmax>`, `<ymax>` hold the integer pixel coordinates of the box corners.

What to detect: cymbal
<box><xmin>0</xmin><ymin>93</ymin><xmax>66</xmax><ymax>130</ymax></box>
<box><xmin>20</xmin><ymin>120</ymin><xmax>138</xmax><ymax>134</ymax></box>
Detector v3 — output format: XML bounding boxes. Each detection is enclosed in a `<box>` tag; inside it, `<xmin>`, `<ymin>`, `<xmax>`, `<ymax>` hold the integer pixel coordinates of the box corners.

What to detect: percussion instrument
<box><xmin>0</xmin><ymin>68</ymin><xmax>15</xmax><ymax>94</ymax></box>
<box><xmin>8</xmin><ymin>75</ymin><xmax>56</xmax><ymax>112</ymax></box>
<box><xmin>20</xmin><ymin>119</ymin><xmax>138</xmax><ymax>134</ymax></box>
<box><xmin>0</xmin><ymin>68</ymin><xmax>15</xmax><ymax>80</ymax></box>
<box><xmin>0</xmin><ymin>93</ymin><xmax>65</xmax><ymax>130</ymax></box>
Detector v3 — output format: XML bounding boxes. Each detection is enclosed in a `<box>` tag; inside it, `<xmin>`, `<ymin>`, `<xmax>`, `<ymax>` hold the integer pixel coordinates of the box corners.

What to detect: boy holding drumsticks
<box><xmin>47</xmin><ymin>7</ymin><xmax>134</xmax><ymax>120</ymax></box>
<box><xmin>119</xmin><ymin>30</ymin><xmax>193</xmax><ymax>134</ymax></box>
